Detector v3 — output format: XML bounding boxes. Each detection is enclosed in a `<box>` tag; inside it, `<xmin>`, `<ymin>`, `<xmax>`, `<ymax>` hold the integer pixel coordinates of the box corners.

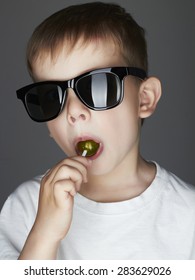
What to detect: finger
<box><xmin>53</xmin><ymin>179</ymin><xmax>76</xmax><ymax>207</ymax></box>
<box><xmin>51</xmin><ymin>164</ymin><xmax>84</xmax><ymax>191</ymax></box>
<box><xmin>61</xmin><ymin>157</ymin><xmax>89</xmax><ymax>179</ymax></box>
<box><xmin>48</xmin><ymin>156</ymin><xmax>90</xmax><ymax>184</ymax></box>
<box><xmin>71</xmin><ymin>155</ymin><xmax>92</xmax><ymax>167</ymax></box>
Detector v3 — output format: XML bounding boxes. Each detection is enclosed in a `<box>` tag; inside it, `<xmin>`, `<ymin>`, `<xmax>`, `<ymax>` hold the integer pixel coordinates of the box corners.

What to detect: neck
<box><xmin>79</xmin><ymin>155</ymin><xmax>156</xmax><ymax>203</ymax></box>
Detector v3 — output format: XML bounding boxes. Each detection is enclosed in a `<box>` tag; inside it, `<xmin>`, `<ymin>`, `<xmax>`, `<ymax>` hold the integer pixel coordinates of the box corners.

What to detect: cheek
<box><xmin>99</xmin><ymin>99</ymin><xmax>139</xmax><ymax>151</ymax></box>
<box><xmin>90</xmin><ymin>107</ymin><xmax>140</xmax><ymax>176</ymax></box>
<box><xmin>107</xmin><ymin>91</ymin><xmax>139</xmax><ymax>134</ymax></box>
<box><xmin>47</xmin><ymin>121</ymin><xmax>70</xmax><ymax>154</ymax></box>
<box><xmin>102</xmin><ymin>90</ymin><xmax>140</xmax><ymax>154</ymax></box>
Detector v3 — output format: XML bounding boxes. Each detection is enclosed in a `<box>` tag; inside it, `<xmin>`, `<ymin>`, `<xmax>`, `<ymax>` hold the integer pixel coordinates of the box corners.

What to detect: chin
<box><xmin>89</xmin><ymin>158</ymin><xmax>116</xmax><ymax>176</ymax></box>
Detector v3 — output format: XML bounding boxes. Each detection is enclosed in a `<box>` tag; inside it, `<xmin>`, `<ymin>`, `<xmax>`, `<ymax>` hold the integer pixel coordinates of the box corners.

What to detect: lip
<box><xmin>74</xmin><ymin>135</ymin><xmax>103</xmax><ymax>160</ymax></box>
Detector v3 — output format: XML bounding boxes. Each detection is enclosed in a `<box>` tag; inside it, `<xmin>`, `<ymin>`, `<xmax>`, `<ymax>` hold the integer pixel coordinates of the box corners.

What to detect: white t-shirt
<box><xmin>0</xmin><ymin>162</ymin><xmax>195</xmax><ymax>260</ymax></box>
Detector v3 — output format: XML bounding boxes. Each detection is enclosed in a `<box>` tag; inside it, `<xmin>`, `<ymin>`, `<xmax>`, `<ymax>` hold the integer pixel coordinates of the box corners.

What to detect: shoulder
<box><xmin>155</xmin><ymin>162</ymin><xmax>195</xmax><ymax>205</ymax></box>
<box><xmin>1</xmin><ymin>175</ymin><xmax>43</xmax><ymax>218</ymax></box>
<box><xmin>10</xmin><ymin>175</ymin><xmax>42</xmax><ymax>202</ymax></box>
<box><xmin>13</xmin><ymin>175</ymin><xmax>42</xmax><ymax>198</ymax></box>
<box><xmin>0</xmin><ymin>175</ymin><xmax>43</xmax><ymax>260</ymax></box>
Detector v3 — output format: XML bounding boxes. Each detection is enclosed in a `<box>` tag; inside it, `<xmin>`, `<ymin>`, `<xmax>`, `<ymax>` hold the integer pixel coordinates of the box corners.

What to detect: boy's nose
<box><xmin>66</xmin><ymin>89</ymin><xmax>90</xmax><ymax>125</ymax></box>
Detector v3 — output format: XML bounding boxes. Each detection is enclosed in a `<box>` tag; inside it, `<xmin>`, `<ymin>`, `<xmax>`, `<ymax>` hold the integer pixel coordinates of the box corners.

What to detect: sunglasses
<box><xmin>16</xmin><ymin>67</ymin><xmax>146</xmax><ymax>122</ymax></box>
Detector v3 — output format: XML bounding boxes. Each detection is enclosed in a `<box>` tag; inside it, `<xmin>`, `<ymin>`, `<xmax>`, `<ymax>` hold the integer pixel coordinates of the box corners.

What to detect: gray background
<box><xmin>0</xmin><ymin>0</ymin><xmax>195</xmax><ymax>210</ymax></box>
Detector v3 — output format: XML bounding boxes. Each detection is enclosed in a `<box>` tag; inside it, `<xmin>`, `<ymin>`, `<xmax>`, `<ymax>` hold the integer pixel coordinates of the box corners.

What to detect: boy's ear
<box><xmin>139</xmin><ymin>77</ymin><xmax>162</xmax><ymax>119</ymax></box>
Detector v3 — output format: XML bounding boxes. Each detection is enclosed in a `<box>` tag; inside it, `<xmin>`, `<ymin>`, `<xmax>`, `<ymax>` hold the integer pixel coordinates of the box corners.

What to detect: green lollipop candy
<box><xmin>77</xmin><ymin>140</ymin><xmax>100</xmax><ymax>157</ymax></box>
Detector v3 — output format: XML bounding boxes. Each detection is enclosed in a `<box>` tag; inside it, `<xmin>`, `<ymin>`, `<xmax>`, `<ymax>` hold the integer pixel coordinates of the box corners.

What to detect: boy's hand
<box><xmin>35</xmin><ymin>156</ymin><xmax>90</xmax><ymax>240</ymax></box>
<box><xmin>19</xmin><ymin>156</ymin><xmax>90</xmax><ymax>259</ymax></box>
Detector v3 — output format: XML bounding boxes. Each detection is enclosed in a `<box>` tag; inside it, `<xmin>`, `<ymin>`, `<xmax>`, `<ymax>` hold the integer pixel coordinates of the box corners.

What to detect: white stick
<box><xmin>82</xmin><ymin>150</ymin><xmax>88</xmax><ymax>157</ymax></box>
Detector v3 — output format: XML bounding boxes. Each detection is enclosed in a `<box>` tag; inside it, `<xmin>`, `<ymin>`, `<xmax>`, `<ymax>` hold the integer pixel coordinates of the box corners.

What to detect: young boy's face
<box><xmin>33</xmin><ymin>39</ymin><xmax>142</xmax><ymax>176</ymax></box>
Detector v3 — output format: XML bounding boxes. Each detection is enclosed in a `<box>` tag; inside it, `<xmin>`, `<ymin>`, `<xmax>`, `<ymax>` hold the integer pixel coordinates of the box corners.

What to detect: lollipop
<box><xmin>77</xmin><ymin>140</ymin><xmax>100</xmax><ymax>157</ymax></box>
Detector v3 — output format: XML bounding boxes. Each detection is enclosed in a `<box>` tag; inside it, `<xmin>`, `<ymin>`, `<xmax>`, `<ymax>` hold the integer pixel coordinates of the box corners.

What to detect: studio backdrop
<box><xmin>0</xmin><ymin>0</ymin><xmax>195</xmax><ymax>209</ymax></box>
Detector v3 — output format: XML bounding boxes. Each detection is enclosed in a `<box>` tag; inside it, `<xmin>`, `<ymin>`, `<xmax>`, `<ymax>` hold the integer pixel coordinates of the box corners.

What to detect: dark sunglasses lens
<box><xmin>76</xmin><ymin>73</ymin><xmax>121</xmax><ymax>109</ymax></box>
<box><xmin>25</xmin><ymin>84</ymin><xmax>63</xmax><ymax>121</ymax></box>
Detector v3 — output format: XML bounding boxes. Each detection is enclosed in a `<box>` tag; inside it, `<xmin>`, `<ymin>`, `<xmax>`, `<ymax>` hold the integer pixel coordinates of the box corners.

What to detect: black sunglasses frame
<box><xmin>16</xmin><ymin>67</ymin><xmax>147</xmax><ymax>122</ymax></box>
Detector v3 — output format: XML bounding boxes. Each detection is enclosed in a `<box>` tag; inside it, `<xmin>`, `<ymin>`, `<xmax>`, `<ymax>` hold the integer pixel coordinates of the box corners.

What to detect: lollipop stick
<box><xmin>82</xmin><ymin>150</ymin><xmax>87</xmax><ymax>157</ymax></box>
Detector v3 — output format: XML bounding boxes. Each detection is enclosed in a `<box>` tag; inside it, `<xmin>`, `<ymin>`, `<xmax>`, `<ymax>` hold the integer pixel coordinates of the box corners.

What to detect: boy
<box><xmin>0</xmin><ymin>2</ymin><xmax>195</xmax><ymax>260</ymax></box>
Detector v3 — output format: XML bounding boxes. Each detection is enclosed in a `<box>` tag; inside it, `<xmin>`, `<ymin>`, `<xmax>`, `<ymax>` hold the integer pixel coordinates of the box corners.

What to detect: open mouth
<box><xmin>75</xmin><ymin>138</ymin><xmax>103</xmax><ymax>159</ymax></box>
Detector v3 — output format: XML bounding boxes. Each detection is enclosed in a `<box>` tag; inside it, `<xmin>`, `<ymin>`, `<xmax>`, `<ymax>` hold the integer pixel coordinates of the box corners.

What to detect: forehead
<box><xmin>33</xmin><ymin>38</ymin><xmax>126</xmax><ymax>81</ymax></box>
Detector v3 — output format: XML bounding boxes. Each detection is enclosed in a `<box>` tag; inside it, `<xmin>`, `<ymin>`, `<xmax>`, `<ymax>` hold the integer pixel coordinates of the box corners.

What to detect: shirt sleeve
<box><xmin>0</xmin><ymin>178</ymin><xmax>40</xmax><ymax>259</ymax></box>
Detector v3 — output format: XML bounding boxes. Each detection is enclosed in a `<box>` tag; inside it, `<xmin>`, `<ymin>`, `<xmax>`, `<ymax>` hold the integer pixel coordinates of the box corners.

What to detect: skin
<box><xmin>19</xmin><ymin>38</ymin><xmax>161</xmax><ymax>259</ymax></box>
